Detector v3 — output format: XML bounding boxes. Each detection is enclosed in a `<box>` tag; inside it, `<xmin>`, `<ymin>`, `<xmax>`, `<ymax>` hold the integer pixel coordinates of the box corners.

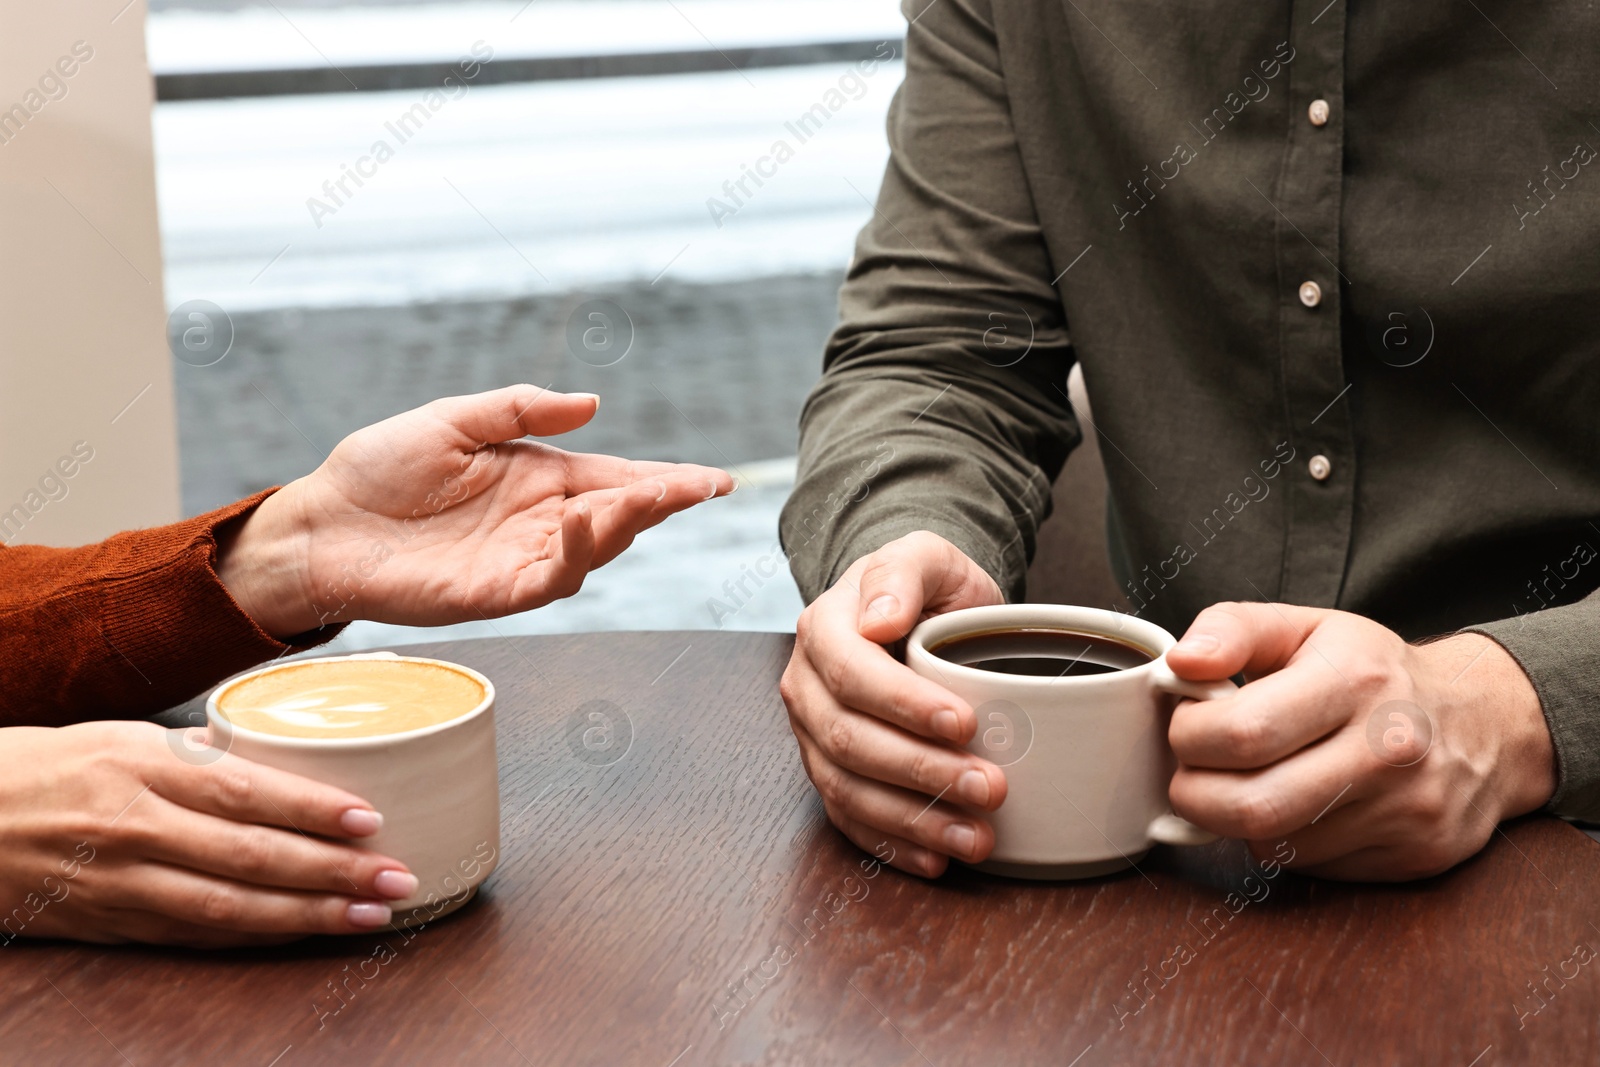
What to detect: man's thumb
<box><xmin>854</xmin><ymin>543</ymin><xmax>935</xmax><ymax>644</ymax></box>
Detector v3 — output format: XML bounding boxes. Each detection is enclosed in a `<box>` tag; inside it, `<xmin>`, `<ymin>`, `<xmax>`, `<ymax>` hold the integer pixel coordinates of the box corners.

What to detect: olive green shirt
<box><xmin>781</xmin><ymin>0</ymin><xmax>1600</xmax><ymax>817</ymax></box>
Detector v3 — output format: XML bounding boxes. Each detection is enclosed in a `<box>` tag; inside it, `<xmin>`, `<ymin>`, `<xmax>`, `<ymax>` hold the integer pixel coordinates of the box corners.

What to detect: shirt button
<box><xmin>1299</xmin><ymin>280</ymin><xmax>1322</xmax><ymax>307</ymax></box>
<box><xmin>1308</xmin><ymin>454</ymin><xmax>1332</xmax><ymax>481</ymax></box>
<box><xmin>1308</xmin><ymin>99</ymin><xmax>1330</xmax><ymax>126</ymax></box>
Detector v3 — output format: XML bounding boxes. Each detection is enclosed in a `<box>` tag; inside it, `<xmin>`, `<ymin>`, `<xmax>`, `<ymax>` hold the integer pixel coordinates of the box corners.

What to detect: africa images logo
<box><xmin>565</xmin><ymin>700</ymin><xmax>633</xmax><ymax>767</ymax></box>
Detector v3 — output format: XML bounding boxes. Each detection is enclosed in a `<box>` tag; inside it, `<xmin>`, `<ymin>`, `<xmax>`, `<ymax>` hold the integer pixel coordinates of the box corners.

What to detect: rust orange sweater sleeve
<box><xmin>0</xmin><ymin>489</ymin><xmax>344</xmax><ymax>726</ymax></box>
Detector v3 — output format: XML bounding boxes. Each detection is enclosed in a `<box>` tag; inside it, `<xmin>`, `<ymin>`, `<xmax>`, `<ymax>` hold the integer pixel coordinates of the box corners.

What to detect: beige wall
<box><xmin>0</xmin><ymin>0</ymin><xmax>179</xmax><ymax>548</ymax></box>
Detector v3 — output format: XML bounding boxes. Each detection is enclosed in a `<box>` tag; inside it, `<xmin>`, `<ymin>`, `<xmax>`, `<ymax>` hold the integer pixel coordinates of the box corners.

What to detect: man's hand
<box><xmin>1165</xmin><ymin>603</ymin><xmax>1557</xmax><ymax>880</ymax></box>
<box><xmin>780</xmin><ymin>531</ymin><xmax>1009</xmax><ymax>877</ymax></box>
<box><xmin>0</xmin><ymin>721</ymin><xmax>416</xmax><ymax>947</ymax></box>
<box><xmin>217</xmin><ymin>386</ymin><xmax>734</xmax><ymax>636</ymax></box>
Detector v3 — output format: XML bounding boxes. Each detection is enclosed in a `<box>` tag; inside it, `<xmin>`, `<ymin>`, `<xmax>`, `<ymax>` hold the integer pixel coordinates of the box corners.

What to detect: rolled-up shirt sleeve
<box><xmin>780</xmin><ymin>0</ymin><xmax>1081</xmax><ymax>604</ymax></box>
<box><xmin>0</xmin><ymin>489</ymin><xmax>342</xmax><ymax>727</ymax></box>
<box><xmin>1469</xmin><ymin>595</ymin><xmax>1600</xmax><ymax>822</ymax></box>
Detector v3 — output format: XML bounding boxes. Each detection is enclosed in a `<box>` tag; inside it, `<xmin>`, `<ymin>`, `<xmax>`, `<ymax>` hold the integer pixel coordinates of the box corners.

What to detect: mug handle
<box><xmin>1143</xmin><ymin>654</ymin><xmax>1240</xmax><ymax>847</ymax></box>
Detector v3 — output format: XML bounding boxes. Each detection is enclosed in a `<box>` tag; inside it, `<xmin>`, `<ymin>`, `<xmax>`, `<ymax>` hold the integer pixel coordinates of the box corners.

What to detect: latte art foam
<box><xmin>217</xmin><ymin>659</ymin><xmax>485</xmax><ymax>738</ymax></box>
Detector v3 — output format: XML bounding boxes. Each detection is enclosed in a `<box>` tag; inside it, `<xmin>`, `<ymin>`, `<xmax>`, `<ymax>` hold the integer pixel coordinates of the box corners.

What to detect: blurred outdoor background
<box><xmin>146</xmin><ymin>0</ymin><xmax>908</xmax><ymax>647</ymax></box>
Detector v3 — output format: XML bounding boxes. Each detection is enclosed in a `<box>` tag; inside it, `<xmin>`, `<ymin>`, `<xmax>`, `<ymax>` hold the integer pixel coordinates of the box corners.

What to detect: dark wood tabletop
<box><xmin>6</xmin><ymin>631</ymin><xmax>1599</xmax><ymax>1066</ymax></box>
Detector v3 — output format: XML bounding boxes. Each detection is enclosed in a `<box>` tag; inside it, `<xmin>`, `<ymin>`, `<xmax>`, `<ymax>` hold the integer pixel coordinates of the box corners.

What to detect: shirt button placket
<box><xmin>1274</xmin><ymin>1</ymin><xmax>1354</xmax><ymax>607</ymax></box>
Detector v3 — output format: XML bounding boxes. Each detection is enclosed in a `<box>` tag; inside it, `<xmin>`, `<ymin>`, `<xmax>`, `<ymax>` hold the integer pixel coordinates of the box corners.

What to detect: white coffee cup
<box><xmin>907</xmin><ymin>605</ymin><xmax>1234</xmax><ymax>879</ymax></box>
<box><xmin>206</xmin><ymin>652</ymin><xmax>500</xmax><ymax>926</ymax></box>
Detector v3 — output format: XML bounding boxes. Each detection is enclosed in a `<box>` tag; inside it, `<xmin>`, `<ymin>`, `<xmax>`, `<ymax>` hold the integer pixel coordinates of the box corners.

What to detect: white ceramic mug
<box><xmin>206</xmin><ymin>652</ymin><xmax>500</xmax><ymax>926</ymax></box>
<box><xmin>907</xmin><ymin>605</ymin><xmax>1234</xmax><ymax>880</ymax></box>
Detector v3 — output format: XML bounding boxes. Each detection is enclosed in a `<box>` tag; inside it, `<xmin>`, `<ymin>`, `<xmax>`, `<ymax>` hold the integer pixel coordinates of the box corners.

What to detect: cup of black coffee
<box><xmin>906</xmin><ymin>605</ymin><xmax>1235</xmax><ymax>879</ymax></box>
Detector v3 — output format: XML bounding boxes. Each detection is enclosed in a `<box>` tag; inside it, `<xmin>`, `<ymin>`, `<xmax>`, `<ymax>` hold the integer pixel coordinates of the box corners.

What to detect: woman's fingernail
<box><xmin>931</xmin><ymin>709</ymin><xmax>963</xmax><ymax>742</ymax></box>
<box><xmin>956</xmin><ymin>769</ymin><xmax>990</xmax><ymax>806</ymax></box>
<box><xmin>943</xmin><ymin>823</ymin><xmax>977</xmax><ymax>858</ymax></box>
<box><xmin>373</xmin><ymin>870</ymin><xmax>419</xmax><ymax>900</ymax></box>
<box><xmin>1174</xmin><ymin>633</ymin><xmax>1220</xmax><ymax>656</ymax></box>
<box><xmin>863</xmin><ymin>594</ymin><xmax>899</xmax><ymax>623</ymax></box>
<box><xmin>652</xmin><ymin>479</ymin><xmax>668</xmax><ymax>502</ymax></box>
<box><xmin>340</xmin><ymin>809</ymin><xmax>383</xmax><ymax>836</ymax></box>
<box><xmin>571</xmin><ymin>392</ymin><xmax>600</xmax><ymax>403</ymax></box>
<box><xmin>347</xmin><ymin>902</ymin><xmax>393</xmax><ymax>928</ymax></box>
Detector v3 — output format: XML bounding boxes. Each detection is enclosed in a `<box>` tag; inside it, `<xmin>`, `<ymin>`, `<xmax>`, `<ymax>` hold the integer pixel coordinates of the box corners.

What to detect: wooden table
<box><xmin>6</xmin><ymin>632</ymin><xmax>1599</xmax><ymax>1066</ymax></box>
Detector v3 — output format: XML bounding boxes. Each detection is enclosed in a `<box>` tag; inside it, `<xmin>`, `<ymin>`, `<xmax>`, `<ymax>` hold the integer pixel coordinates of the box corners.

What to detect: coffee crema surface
<box><xmin>929</xmin><ymin>627</ymin><xmax>1154</xmax><ymax>677</ymax></box>
<box><xmin>217</xmin><ymin>660</ymin><xmax>486</xmax><ymax>738</ymax></box>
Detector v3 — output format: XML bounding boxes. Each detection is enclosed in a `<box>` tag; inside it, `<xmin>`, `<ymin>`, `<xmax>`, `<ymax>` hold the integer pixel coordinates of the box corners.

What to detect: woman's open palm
<box><xmin>225</xmin><ymin>386</ymin><xmax>733</xmax><ymax>634</ymax></box>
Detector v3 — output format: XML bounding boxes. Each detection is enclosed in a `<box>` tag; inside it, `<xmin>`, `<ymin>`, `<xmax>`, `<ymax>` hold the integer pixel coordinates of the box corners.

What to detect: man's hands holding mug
<box><xmin>780</xmin><ymin>531</ymin><xmax>1559</xmax><ymax>881</ymax></box>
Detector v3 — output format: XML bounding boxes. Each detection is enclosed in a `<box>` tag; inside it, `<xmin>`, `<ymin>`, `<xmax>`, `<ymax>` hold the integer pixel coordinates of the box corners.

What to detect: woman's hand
<box><xmin>0</xmin><ymin>721</ymin><xmax>415</xmax><ymax>947</ymax></box>
<box><xmin>217</xmin><ymin>385</ymin><xmax>734</xmax><ymax>637</ymax></box>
